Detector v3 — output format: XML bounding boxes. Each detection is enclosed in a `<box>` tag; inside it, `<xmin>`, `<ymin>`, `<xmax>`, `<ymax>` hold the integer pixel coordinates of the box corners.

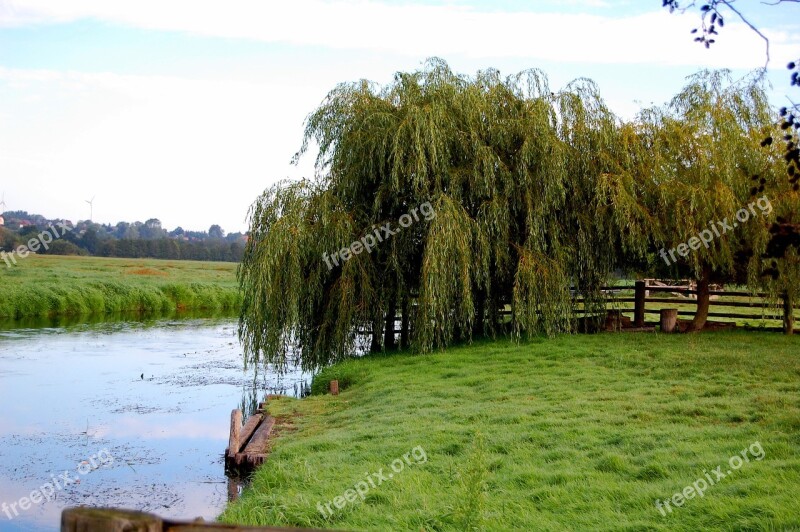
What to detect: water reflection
<box><xmin>0</xmin><ymin>308</ymin><xmax>238</xmax><ymax>332</ymax></box>
<box><xmin>0</xmin><ymin>318</ymin><xmax>311</xmax><ymax>532</ymax></box>
<box><xmin>236</xmin><ymin>379</ymin><xmax>311</xmax><ymax>421</ymax></box>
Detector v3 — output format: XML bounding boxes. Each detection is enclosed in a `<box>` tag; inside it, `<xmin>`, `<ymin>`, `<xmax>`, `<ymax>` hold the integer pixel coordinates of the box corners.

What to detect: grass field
<box><xmin>220</xmin><ymin>332</ymin><xmax>800</xmax><ymax>531</ymax></box>
<box><xmin>0</xmin><ymin>254</ymin><xmax>240</xmax><ymax>320</ymax></box>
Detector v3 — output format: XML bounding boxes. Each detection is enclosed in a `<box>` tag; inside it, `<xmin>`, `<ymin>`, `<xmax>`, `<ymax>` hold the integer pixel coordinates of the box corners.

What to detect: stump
<box><xmin>330</xmin><ymin>380</ymin><xmax>339</xmax><ymax>395</ymax></box>
<box><xmin>660</xmin><ymin>308</ymin><xmax>678</xmax><ymax>333</ymax></box>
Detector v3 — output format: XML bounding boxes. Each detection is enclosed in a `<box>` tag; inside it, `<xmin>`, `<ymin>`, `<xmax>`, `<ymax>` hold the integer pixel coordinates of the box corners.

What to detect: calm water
<box><xmin>0</xmin><ymin>318</ymin><xmax>310</xmax><ymax>532</ymax></box>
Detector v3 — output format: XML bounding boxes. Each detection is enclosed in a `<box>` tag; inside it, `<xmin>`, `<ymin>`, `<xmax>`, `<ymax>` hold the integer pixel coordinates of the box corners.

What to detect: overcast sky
<box><xmin>1</xmin><ymin>0</ymin><xmax>798</xmax><ymax>233</ymax></box>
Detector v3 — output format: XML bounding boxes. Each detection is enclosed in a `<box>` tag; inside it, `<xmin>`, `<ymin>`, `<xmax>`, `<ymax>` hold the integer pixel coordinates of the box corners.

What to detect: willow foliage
<box><xmin>240</xmin><ymin>61</ymin><xmax>784</xmax><ymax>371</ymax></box>
<box><xmin>630</xmin><ymin>72</ymin><xmax>782</xmax><ymax>281</ymax></box>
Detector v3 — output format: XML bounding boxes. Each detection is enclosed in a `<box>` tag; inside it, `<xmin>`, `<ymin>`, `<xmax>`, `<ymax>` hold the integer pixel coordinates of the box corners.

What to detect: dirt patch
<box><xmin>262</xmin><ymin>412</ymin><xmax>301</xmax><ymax>455</ymax></box>
<box><xmin>677</xmin><ymin>320</ymin><xmax>737</xmax><ymax>333</ymax></box>
<box><xmin>126</xmin><ymin>268</ymin><xmax>169</xmax><ymax>276</ymax></box>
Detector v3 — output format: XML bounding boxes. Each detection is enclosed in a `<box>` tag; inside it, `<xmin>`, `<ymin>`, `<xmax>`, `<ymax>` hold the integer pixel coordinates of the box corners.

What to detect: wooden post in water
<box><xmin>330</xmin><ymin>380</ymin><xmax>339</xmax><ymax>395</ymax></box>
<box><xmin>634</xmin><ymin>281</ymin><xmax>646</xmax><ymax>327</ymax></box>
<box><xmin>660</xmin><ymin>308</ymin><xmax>678</xmax><ymax>333</ymax></box>
<box><xmin>228</xmin><ymin>409</ymin><xmax>242</xmax><ymax>458</ymax></box>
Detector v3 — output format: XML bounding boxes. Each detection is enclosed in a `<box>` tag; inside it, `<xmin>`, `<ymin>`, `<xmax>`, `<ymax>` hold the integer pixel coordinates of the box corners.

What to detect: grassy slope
<box><xmin>0</xmin><ymin>255</ymin><xmax>240</xmax><ymax>319</ymax></box>
<box><xmin>221</xmin><ymin>332</ymin><xmax>800</xmax><ymax>531</ymax></box>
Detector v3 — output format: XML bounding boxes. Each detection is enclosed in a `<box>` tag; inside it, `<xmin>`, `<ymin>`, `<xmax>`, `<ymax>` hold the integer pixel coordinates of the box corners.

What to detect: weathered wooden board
<box><xmin>62</xmin><ymin>506</ymin><xmax>332</xmax><ymax>531</ymax></box>
<box><xmin>242</xmin><ymin>416</ymin><xmax>274</xmax><ymax>456</ymax></box>
<box><xmin>225</xmin><ymin>408</ymin><xmax>275</xmax><ymax>475</ymax></box>
<box><xmin>237</xmin><ymin>414</ymin><xmax>263</xmax><ymax>451</ymax></box>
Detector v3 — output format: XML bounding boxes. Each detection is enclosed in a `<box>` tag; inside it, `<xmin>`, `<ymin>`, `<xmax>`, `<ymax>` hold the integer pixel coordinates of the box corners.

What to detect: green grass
<box><xmin>220</xmin><ymin>332</ymin><xmax>800</xmax><ymax>531</ymax></box>
<box><xmin>0</xmin><ymin>254</ymin><xmax>241</xmax><ymax>319</ymax></box>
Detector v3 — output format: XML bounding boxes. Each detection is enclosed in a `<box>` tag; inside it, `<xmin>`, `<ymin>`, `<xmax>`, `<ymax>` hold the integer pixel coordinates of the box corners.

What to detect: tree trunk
<box><xmin>383</xmin><ymin>296</ymin><xmax>397</xmax><ymax>351</ymax></box>
<box><xmin>400</xmin><ymin>295</ymin><xmax>410</xmax><ymax>349</ymax></box>
<box><xmin>473</xmin><ymin>294</ymin><xmax>485</xmax><ymax>338</ymax></box>
<box><xmin>370</xmin><ymin>315</ymin><xmax>382</xmax><ymax>353</ymax></box>
<box><xmin>689</xmin><ymin>267</ymin><xmax>711</xmax><ymax>332</ymax></box>
<box><xmin>453</xmin><ymin>321</ymin><xmax>462</xmax><ymax>343</ymax></box>
<box><xmin>784</xmin><ymin>291</ymin><xmax>795</xmax><ymax>336</ymax></box>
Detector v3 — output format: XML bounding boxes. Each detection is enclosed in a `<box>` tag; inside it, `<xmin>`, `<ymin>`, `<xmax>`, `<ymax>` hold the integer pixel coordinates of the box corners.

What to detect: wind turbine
<box><xmin>0</xmin><ymin>192</ymin><xmax>5</xmax><ymax>214</ymax></box>
<box><xmin>85</xmin><ymin>196</ymin><xmax>95</xmax><ymax>222</ymax></box>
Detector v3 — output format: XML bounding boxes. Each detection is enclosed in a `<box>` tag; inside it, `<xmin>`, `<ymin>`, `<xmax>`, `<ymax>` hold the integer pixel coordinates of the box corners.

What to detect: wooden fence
<box><xmin>375</xmin><ymin>280</ymin><xmax>798</xmax><ymax>338</ymax></box>
<box><xmin>597</xmin><ymin>280</ymin><xmax>798</xmax><ymax>334</ymax></box>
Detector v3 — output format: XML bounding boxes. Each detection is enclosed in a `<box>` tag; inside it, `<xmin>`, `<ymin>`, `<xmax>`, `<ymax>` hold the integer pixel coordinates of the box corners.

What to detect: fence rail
<box><xmin>371</xmin><ymin>280</ymin><xmax>798</xmax><ymax>337</ymax></box>
<box><xmin>595</xmin><ymin>280</ymin><xmax>797</xmax><ymax>334</ymax></box>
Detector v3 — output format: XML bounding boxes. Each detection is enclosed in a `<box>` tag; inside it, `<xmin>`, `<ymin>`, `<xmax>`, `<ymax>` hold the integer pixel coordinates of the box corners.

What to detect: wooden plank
<box><xmin>166</xmin><ymin>525</ymin><xmax>323</xmax><ymax>531</ymax></box>
<box><xmin>640</xmin><ymin>298</ymin><xmax>782</xmax><ymax>309</ymax></box>
<box><xmin>645</xmin><ymin>286</ymin><xmax>697</xmax><ymax>295</ymax></box>
<box><xmin>62</xmin><ymin>507</ymin><xmax>162</xmax><ymax>532</ymax></box>
<box><xmin>242</xmin><ymin>416</ymin><xmax>275</xmax><ymax>456</ymax></box>
<box><xmin>166</xmin><ymin>521</ymin><xmax>332</xmax><ymax>531</ymax></box>
<box><xmin>62</xmin><ymin>507</ymin><xmax>333</xmax><ymax>531</ymax></box>
<box><xmin>227</xmin><ymin>410</ymin><xmax>242</xmax><ymax>459</ymax></box>
<box><xmin>641</xmin><ymin>309</ymin><xmax>783</xmax><ymax>320</ymax></box>
<box><xmin>237</xmin><ymin>414</ymin><xmax>263</xmax><ymax>452</ymax></box>
<box><xmin>583</xmin><ymin>297</ymin><xmax>798</xmax><ymax>311</ymax></box>
<box><xmin>580</xmin><ymin>297</ymin><xmax>798</xmax><ymax>312</ymax></box>
<box><xmin>646</xmin><ymin>286</ymin><xmax>770</xmax><ymax>298</ymax></box>
<box><xmin>708</xmin><ymin>290</ymin><xmax>767</xmax><ymax>298</ymax></box>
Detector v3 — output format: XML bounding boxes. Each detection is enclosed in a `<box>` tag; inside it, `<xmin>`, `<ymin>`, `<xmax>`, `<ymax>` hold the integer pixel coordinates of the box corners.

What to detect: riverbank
<box><xmin>220</xmin><ymin>331</ymin><xmax>800</xmax><ymax>530</ymax></box>
<box><xmin>0</xmin><ymin>255</ymin><xmax>241</xmax><ymax>320</ymax></box>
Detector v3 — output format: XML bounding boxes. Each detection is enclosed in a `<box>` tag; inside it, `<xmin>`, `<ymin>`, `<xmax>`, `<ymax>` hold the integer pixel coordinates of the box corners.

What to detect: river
<box><xmin>0</xmin><ymin>317</ymin><xmax>310</xmax><ymax>532</ymax></box>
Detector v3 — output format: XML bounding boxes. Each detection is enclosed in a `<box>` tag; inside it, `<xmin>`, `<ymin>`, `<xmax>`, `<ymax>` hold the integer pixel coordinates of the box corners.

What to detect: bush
<box><xmin>43</xmin><ymin>240</ymin><xmax>88</xmax><ymax>256</ymax></box>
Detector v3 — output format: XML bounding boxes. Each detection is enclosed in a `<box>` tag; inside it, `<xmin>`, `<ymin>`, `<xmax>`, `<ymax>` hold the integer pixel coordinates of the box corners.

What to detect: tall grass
<box><xmin>0</xmin><ymin>255</ymin><xmax>240</xmax><ymax>319</ymax></box>
<box><xmin>221</xmin><ymin>331</ymin><xmax>800</xmax><ymax>531</ymax></box>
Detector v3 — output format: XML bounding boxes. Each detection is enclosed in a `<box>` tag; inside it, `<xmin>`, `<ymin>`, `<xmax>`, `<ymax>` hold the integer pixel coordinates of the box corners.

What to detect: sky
<box><xmin>0</xmin><ymin>0</ymin><xmax>799</xmax><ymax>233</ymax></box>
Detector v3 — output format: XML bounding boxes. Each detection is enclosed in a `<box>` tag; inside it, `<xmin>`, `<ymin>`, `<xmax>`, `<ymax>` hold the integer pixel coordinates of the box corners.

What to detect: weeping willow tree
<box><xmin>756</xmin><ymin>148</ymin><xmax>800</xmax><ymax>334</ymax></box>
<box><xmin>239</xmin><ymin>59</ymin><xmax>643</xmax><ymax>371</ymax></box>
<box><xmin>602</xmin><ymin>71</ymin><xmax>788</xmax><ymax>330</ymax></box>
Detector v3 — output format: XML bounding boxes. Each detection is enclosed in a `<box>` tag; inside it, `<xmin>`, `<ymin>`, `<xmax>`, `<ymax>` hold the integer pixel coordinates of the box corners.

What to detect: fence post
<box><xmin>330</xmin><ymin>380</ymin><xmax>339</xmax><ymax>395</ymax></box>
<box><xmin>634</xmin><ymin>280</ymin><xmax>646</xmax><ymax>327</ymax></box>
<box><xmin>784</xmin><ymin>291</ymin><xmax>795</xmax><ymax>335</ymax></box>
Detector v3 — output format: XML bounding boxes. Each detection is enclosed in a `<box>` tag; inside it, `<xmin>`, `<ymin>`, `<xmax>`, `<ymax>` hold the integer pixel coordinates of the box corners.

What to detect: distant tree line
<box><xmin>0</xmin><ymin>214</ymin><xmax>245</xmax><ymax>262</ymax></box>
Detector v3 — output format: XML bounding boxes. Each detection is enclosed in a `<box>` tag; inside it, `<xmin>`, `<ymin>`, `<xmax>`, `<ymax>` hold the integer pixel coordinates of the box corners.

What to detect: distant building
<box><xmin>0</xmin><ymin>215</ymin><xmax>4</xmax><ymax>226</ymax></box>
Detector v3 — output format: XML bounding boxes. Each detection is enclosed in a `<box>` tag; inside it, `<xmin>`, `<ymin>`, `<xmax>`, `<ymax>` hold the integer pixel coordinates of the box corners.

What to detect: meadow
<box><xmin>221</xmin><ymin>331</ymin><xmax>800</xmax><ymax>531</ymax></box>
<box><xmin>0</xmin><ymin>254</ymin><xmax>240</xmax><ymax>320</ymax></box>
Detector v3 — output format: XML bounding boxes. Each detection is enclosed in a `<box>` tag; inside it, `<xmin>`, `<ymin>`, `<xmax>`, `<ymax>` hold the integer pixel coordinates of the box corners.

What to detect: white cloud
<box><xmin>0</xmin><ymin>0</ymin><xmax>797</xmax><ymax>69</ymax></box>
<box><xmin>0</xmin><ymin>67</ymin><xmax>320</xmax><ymax>231</ymax></box>
<box><xmin>1</xmin><ymin>1</ymin><xmax>798</xmax><ymax>231</ymax></box>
